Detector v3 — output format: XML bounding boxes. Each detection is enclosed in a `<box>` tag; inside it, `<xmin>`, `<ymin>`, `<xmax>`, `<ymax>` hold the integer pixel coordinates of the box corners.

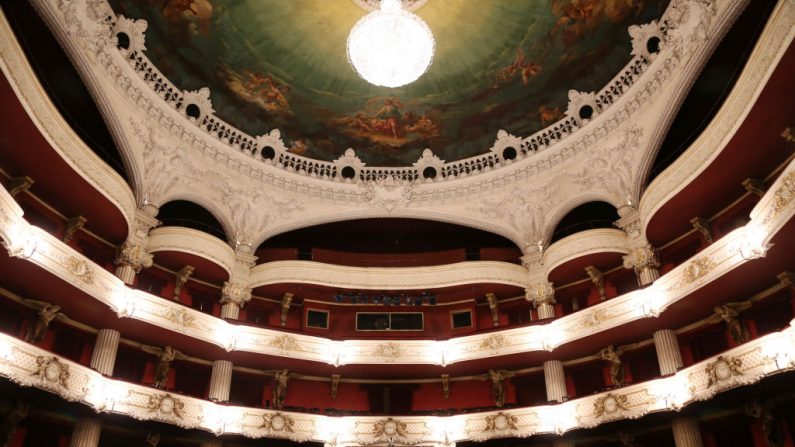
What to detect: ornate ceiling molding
<box><xmin>20</xmin><ymin>0</ymin><xmax>751</xmax><ymax>252</ymax></box>
<box><xmin>1</xmin><ymin>324</ymin><xmax>793</xmax><ymax>444</ymax></box>
<box><xmin>2</xmin><ymin>156</ymin><xmax>793</xmax><ymax>365</ymax></box>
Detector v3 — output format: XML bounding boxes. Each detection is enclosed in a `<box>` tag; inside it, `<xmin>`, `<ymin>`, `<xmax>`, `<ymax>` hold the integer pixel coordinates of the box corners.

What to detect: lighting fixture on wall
<box><xmin>347</xmin><ymin>0</ymin><xmax>435</xmax><ymax>88</ymax></box>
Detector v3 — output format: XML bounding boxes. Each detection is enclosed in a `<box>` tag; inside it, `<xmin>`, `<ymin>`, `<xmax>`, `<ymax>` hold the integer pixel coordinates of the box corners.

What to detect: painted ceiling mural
<box><xmin>109</xmin><ymin>0</ymin><xmax>670</xmax><ymax>166</ymax></box>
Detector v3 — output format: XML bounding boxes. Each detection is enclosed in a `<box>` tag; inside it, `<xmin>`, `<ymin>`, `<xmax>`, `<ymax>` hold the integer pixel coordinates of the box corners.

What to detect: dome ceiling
<box><xmin>108</xmin><ymin>0</ymin><xmax>668</xmax><ymax>166</ymax></box>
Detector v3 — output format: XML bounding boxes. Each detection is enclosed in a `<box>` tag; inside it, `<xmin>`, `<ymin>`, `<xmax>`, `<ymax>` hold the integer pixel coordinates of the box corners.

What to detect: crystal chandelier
<box><xmin>347</xmin><ymin>0</ymin><xmax>435</xmax><ymax>88</ymax></box>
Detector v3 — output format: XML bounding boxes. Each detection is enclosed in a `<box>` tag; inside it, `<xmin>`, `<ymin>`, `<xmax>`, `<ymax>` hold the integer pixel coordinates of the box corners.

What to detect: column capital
<box><xmin>221</xmin><ymin>281</ymin><xmax>252</xmax><ymax>308</ymax></box>
<box><xmin>622</xmin><ymin>244</ymin><xmax>659</xmax><ymax>274</ymax></box>
<box><xmin>114</xmin><ymin>241</ymin><xmax>153</xmax><ymax>272</ymax></box>
<box><xmin>614</xmin><ymin>206</ymin><xmax>642</xmax><ymax>239</ymax></box>
<box><xmin>526</xmin><ymin>281</ymin><xmax>556</xmax><ymax>308</ymax></box>
<box><xmin>132</xmin><ymin>208</ymin><xmax>161</xmax><ymax>240</ymax></box>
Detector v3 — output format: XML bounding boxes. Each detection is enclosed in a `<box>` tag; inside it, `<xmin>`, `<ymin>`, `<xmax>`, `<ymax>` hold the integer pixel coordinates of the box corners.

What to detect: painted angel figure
<box><xmin>599</xmin><ymin>345</ymin><xmax>625</xmax><ymax>387</ymax></box>
<box><xmin>23</xmin><ymin>299</ymin><xmax>62</xmax><ymax>345</ymax></box>
<box><xmin>712</xmin><ymin>302</ymin><xmax>753</xmax><ymax>344</ymax></box>
<box><xmin>140</xmin><ymin>345</ymin><xmax>186</xmax><ymax>389</ymax></box>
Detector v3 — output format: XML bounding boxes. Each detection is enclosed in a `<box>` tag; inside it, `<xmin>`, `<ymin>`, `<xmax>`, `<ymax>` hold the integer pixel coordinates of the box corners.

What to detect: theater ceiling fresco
<box><xmin>108</xmin><ymin>0</ymin><xmax>669</xmax><ymax>166</ymax></box>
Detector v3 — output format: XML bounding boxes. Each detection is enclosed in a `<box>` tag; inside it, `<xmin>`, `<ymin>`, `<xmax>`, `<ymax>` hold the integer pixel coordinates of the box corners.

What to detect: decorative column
<box><xmin>672</xmin><ymin>418</ymin><xmax>704</xmax><ymax>447</ymax></box>
<box><xmin>69</xmin><ymin>418</ymin><xmax>101</xmax><ymax>447</ymax></box>
<box><xmin>527</xmin><ymin>281</ymin><xmax>556</xmax><ymax>319</ymax></box>
<box><xmin>90</xmin><ymin>329</ymin><xmax>120</xmax><ymax>376</ymax></box>
<box><xmin>615</xmin><ymin>206</ymin><xmax>660</xmax><ymax>287</ymax></box>
<box><xmin>622</xmin><ymin>244</ymin><xmax>660</xmax><ymax>286</ymax></box>
<box><xmin>543</xmin><ymin>360</ymin><xmax>568</xmax><ymax>402</ymax></box>
<box><xmin>208</xmin><ymin>360</ymin><xmax>233</xmax><ymax>402</ymax></box>
<box><xmin>114</xmin><ymin>209</ymin><xmax>159</xmax><ymax>284</ymax></box>
<box><xmin>653</xmin><ymin>329</ymin><xmax>683</xmax><ymax>376</ymax></box>
<box><xmin>220</xmin><ymin>282</ymin><xmax>252</xmax><ymax>319</ymax></box>
<box><xmin>219</xmin><ymin>249</ymin><xmax>257</xmax><ymax>319</ymax></box>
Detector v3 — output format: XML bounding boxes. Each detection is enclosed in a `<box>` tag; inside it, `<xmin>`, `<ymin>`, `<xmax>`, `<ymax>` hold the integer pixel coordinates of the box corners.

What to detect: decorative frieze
<box><xmin>1</xmin><ymin>325</ymin><xmax>794</xmax><ymax>444</ymax></box>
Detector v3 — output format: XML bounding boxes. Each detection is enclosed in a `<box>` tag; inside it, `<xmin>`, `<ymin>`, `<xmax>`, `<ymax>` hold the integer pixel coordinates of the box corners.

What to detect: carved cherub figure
<box><xmin>23</xmin><ymin>299</ymin><xmax>62</xmax><ymax>344</ymax></box>
<box><xmin>712</xmin><ymin>302</ymin><xmax>752</xmax><ymax>344</ymax></box>
<box><xmin>272</xmin><ymin>369</ymin><xmax>290</xmax><ymax>409</ymax></box>
<box><xmin>599</xmin><ymin>345</ymin><xmax>625</xmax><ymax>387</ymax></box>
<box><xmin>140</xmin><ymin>345</ymin><xmax>185</xmax><ymax>389</ymax></box>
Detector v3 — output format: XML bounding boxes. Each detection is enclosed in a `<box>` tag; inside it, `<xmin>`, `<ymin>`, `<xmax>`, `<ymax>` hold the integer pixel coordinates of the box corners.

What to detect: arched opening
<box><xmin>4</xmin><ymin>0</ymin><xmax>129</xmax><ymax>182</ymax></box>
<box><xmin>551</xmin><ymin>201</ymin><xmax>620</xmax><ymax>243</ymax></box>
<box><xmin>157</xmin><ymin>200</ymin><xmax>228</xmax><ymax>241</ymax></box>
<box><xmin>340</xmin><ymin>166</ymin><xmax>357</xmax><ymax>179</ymax></box>
<box><xmin>257</xmin><ymin>218</ymin><xmax>522</xmax><ymax>267</ymax></box>
<box><xmin>645</xmin><ymin>0</ymin><xmax>777</xmax><ymax>186</ymax></box>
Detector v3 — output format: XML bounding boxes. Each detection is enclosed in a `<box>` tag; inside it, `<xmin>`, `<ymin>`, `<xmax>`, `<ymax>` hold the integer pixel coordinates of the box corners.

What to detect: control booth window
<box><xmin>356</xmin><ymin>312</ymin><xmax>424</xmax><ymax>331</ymax></box>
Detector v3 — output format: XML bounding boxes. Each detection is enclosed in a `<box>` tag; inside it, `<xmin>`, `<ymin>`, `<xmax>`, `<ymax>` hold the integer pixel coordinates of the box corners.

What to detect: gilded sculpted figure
<box><xmin>23</xmin><ymin>299</ymin><xmax>62</xmax><ymax>344</ymax></box>
<box><xmin>140</xmin><ymin>345</ymin><xmax>185</xmax><ymax>389</ymax></box>
<box><xmin>482</xmin><ymin>369</ymin><xmax>515</xmax><ymax>407</ymax></box>
<box><xmin>713</xmin><ymin>302</ymin><xmax>752</xmax><ymax>344</ymax></box>
<box><xmin>599</xmin><ymin>345</ymin><xmax>625</xmax><ymax>387</ymax></box>
<box><xmin>272</xmin><ymin>369</ymin><xmax>290</xmax><ymax>409</ymax></box>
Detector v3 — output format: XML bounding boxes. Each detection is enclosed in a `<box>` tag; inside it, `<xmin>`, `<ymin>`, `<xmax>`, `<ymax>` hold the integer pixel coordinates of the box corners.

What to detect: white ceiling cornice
<box><xmin>22</xmin><ymin>0</ymin><xmax>753</xmax><ymax>251</ymax></box>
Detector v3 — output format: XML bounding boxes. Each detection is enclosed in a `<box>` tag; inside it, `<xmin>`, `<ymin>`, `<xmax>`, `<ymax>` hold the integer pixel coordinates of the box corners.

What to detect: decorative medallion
<box><xmin>373</xmin><ymin>418</ymin><xmax>408</xmax><ymax>439</ymax></box>
<box><xmin>147</xmin><ymin>394</ymin><xmax>185</xmax><ymax>419</ymax></box>
<box><xmin>261</xmin><ymin>412</ymin><xmax>295</xmax><ymax>433</ymax></box>
<box><xmin>372</xmin><ymin>342</ymin><xmax>402</xmax><ymax>360</ymax></box>
<box><xmin>767</xmin><ymin>171</ymin><xmax>795</xmax><ymax>221</ymax></box>
<box><xmin>267</xmin><ymin>335</ymin><xmax>301</xmax><ymax>352</ymax></box>
<box><xmin>478</xmin><ymin>334</ymin><xmax>509</xmax><ymax>352</ymax></box>
<box><xmin>64</xmin><ymin>256</ymin><xmax>94</xmax><ymax>284</ymax></box>
<box><xmin>705</xmin><ymin>355</ymin><xmax>743</xmax><ymax>388</ymax></box>
<box><xmin>164</xmin><ymin>308</ymin><xmax>194</xmax><ymax>328</ymax></box>
<box><xmin>682</xmin><ymin>257</ymin><xmax>716</xmax><ymax>284</ymax></box>
<box><xmin>485</xmin><ymin>412</ymin><xmax>518</xmax><ymax>432</ymax></box>
<box><xmin>33</xmin><ymin>356</ymin><xmax>70</xmax><ymax>388</ymax></box>
<box><xmin>593</xmin><ymin>393</ymin><xmax>629</xmax><ymax>417</ymax></box>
